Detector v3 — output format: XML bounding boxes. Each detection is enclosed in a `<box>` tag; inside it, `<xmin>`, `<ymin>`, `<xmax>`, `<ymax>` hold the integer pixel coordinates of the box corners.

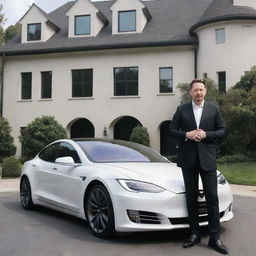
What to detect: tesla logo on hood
<box><xmin>198</xmin><ymin>190</ymin><xmax>205</xmax><ymax>198</ymax></box>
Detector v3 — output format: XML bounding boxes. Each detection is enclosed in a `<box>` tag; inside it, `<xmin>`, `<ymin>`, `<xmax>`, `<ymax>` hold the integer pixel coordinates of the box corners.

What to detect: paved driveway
<box><xmin>0</xmin><ymin>192</ymin><xmax>255</xmax><ymax>256</ymax></box>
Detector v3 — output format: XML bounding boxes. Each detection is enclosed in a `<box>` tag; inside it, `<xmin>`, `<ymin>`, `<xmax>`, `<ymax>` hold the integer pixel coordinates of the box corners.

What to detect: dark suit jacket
<box><xmin>169</xmin><ymin>101</ymin><xmax>226</xmax><ymax>171</ymax></box>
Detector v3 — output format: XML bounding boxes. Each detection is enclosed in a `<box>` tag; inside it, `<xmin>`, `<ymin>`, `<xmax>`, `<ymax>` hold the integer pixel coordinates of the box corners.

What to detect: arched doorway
<box><xmin>114</xmin><ymin>116</ymin><xmax>142</xmax><ymax>141</ymax></box>
<box><xmin>70</xmin><ymin>118</ymin><xmax>94</xmax><ymax>138</ymax></box>
<box><xmin>160</xmin><ymin>121</ymin><xmax>178</xmax><ymax>156</ymax></box>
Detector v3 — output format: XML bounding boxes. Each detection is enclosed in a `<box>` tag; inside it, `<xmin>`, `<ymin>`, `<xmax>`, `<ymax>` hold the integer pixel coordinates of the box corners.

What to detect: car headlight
<box><xmin>217</xmin><ymin>173</ymin><xmax>227</xmax><ymax>185</ymax></box>
<box><xmin>116</xmin><ymin>179</ymin><xmax>166</xmax><ymax>193</ymax></box>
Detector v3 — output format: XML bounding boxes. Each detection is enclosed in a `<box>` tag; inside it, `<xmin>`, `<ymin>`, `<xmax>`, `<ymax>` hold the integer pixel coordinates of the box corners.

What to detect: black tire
<box><xmin>20</xmin><ymin>176</ymin><xmax>34</xmax><ymax>210</ymax></box>
<box><xmin>85</xmin><ymin>184</ymin><xmax>115</xmax><ymax>238</ymax></box>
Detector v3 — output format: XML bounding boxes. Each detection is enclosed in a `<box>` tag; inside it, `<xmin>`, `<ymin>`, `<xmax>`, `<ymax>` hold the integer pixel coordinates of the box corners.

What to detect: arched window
<box><xmin>70</xmin><ymin>118</ymin><xmax>94</xmax><ymax>138</ymax></box>
<box><xmin>114</xmin><ymin>116</ymin><xmax>142</xmax><ymax>141</ymax></box>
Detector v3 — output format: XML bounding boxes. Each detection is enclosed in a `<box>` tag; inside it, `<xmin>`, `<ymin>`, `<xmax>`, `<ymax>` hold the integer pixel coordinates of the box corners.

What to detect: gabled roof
<box><xmin>65</xmin><ymin>0</ymin><xmax>109</xmax><ymax>25</ymax></box>
<box><xmin>2</xmin><ymin>0</ymin><xmax>256</xmax><ymax>56</ymax></box>
<box><xmin>190</xmin><ymin>0</ymin><xmax>256</xmax><ymax>34</ymax></box>
<box><xmin>19</xmin><ymin>3</ymin><xmax>60</xmax><ymax>32</ymax></box>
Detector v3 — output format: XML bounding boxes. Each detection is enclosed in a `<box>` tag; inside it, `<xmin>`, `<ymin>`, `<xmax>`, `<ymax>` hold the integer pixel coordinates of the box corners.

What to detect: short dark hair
<box><xmin>190</xmin><ymin>79</ymin><xmax>207</xmax><ymax>89</ymax></box>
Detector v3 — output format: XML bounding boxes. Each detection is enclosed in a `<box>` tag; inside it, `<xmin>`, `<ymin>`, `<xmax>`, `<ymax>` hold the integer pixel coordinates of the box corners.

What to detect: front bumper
<box><xmin>106</xmin><ymin>180</ymin><xmax>233</xmax><ymax>232</ymax></box>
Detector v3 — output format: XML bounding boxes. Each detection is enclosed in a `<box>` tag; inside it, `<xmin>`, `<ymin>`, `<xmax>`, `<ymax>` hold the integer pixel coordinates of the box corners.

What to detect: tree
<box><xmin>176</xmin><ymin>78</ymin><xmax>220</xmax><ymax>104</ymax></box>
<box><xmin>0</xmin><ymin>4</ymin><xmax>5</xmax><ymax>47</ymax></box>
<box><xmin>219</xmin><ymin>87</ymin><xmax>256</xmax><ymax>156</ymax></box>
<box><xmin>129</xmin><ymin>125</ymin><xmax>150</xmax><ymax>146</ymax></box>
<box><xmin>19</xmin><ymin>116</ymin><xmax>67</xmax><ymax>160</ymax></box>
<box><xmin>4</xmin><ymin>23</ymin><xmax>21</xmax><ymax>43</ymax></box>
<box><xmin>0</xmin><ymin>117</ymin><xmax>16</xmax><ymax>162</ymax></box>
<box><xmin>235</xmin><ymin>66</ymin><xmax>256</xmax><ymax>91</ymax></box>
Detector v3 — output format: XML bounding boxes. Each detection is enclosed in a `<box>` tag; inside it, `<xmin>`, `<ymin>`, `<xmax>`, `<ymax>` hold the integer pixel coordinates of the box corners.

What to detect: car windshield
<box><xmin>76</xmin><ymin>140</ymin><xmax>169</xmax><ymax>163</ymax></box>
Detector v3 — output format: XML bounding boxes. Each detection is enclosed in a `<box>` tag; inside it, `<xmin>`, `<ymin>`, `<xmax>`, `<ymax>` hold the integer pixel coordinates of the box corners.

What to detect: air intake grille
<box><xmin>127</xmin><ymin>210</ymin><xmax>162</xmax><ymax>224</ymax></box>
<box><xmin>169</xmin><ymin>211</ymin><xmax>225</xmax><ymax>225</ymax></box>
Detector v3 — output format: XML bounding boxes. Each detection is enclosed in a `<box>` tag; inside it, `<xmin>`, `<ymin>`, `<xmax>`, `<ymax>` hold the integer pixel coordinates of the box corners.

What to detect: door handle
<box><xmin>52</xmin><ymin>167</ymin><xmax>58</xmax><ymax>171</ymax></box>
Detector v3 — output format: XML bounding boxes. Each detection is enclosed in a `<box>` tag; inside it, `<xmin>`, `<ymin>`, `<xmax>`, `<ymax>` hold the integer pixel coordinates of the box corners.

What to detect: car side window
<box><xmin>39</xmin><ymin>143</ymin><xmax>60</xmax><ymax>162</ymax></box>
<box><xmin>58</xmin><ymin>142</ymin><xmax>81</xmax><ymax>163</ymax></box>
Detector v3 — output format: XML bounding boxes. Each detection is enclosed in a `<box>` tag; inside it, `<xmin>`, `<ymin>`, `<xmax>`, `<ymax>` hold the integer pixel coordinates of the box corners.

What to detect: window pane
<box><xmin>75</xmin><ymin>15</ymin><xmax>90</xmax><ymax>35</ymax></box>
<box><xmin>115</xmin><ymin>82</ymin><xmax>126</xmax><ymax>95</ymax></box>
<box><xmin>115</xmin><ymin>68</ymin><xmax>126</xmax><ymax>80</ymax></box>
<box><xmin>21</xmin><ymin>73</ymin><xmax>32</xmax><ymax>99</ymax></box>
<box><xmin>39</xmin><ymin>143</ymin><xmax>60</xmax><ymax>162</ymax></box>
<box><xmin>127</xmin><ymin>81</ymin><xmax>138</xmax><ymax>95</ymax></box>
<box><xmin>216</xmin><ymin>28</ymin><xmax>225</xmax><ymax>44</ymax></box>
<box><xmin>118</xmin><ymin>11</ymin><xmax>136</xmax><ymax>32</ymax></box>
<box><xmin>160</xmin><ymin>67</ymin><xmax>173</xmax><ymax>93</ymax></box>
<box><xmin>114</xmin><ymin>67</ymin><xmax>138</xmax><ymax>96</ymax></box>
<box><xmin>72</xmin><ymin>69</ymin><xmax>93</xmax><ymax>97</ymax></box>
<box><xmin>41</xmin><ymin>71</ymin><xmax>52</xmax><ymax>99</ymax></box>
<box><xmin>59</xmin><ymin>142</ymin><xmax>81</xmax><ymax>163</ymax></box>
<box><xmin>27</xmin><ymin>23</ymin><xmax>41</xmax><ymax>41</ymax></box>
<box><xmin>127</xmin><ymin>67</ymin><xmax>138</xmax><ymax>80</ymax></box>
<box><xmin>77</xmin><ymin>140</ymin><xmax>168</xmax><ymax>163</ymax></box>
<box><xmin>218</xmin><ymin>71</ymin><xmax>226</xmax><ymax>93</ymax></box>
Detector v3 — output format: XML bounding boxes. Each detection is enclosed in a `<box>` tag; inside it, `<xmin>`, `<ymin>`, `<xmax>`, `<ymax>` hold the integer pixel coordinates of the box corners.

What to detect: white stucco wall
<box><xmin>196</xmin><ymin>20</ymin><xmax>256</xmax><ymax>88</ymax></box>
<box><xmin>234</xmin><ymin>0</ymin><xmax>256</xmax><ymax>9</ymax></box>
<box><xmin>3</xmin><ymin>46</ymin><xmax>194</xmax><ymax>156</ymax></box>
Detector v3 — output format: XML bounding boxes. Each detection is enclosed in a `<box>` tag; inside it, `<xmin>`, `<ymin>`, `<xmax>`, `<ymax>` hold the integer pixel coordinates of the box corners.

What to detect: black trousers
<box><xmin>182</xmin><ymin>153</ymin><xmax>220</xmax><ymax>239</ymax></box>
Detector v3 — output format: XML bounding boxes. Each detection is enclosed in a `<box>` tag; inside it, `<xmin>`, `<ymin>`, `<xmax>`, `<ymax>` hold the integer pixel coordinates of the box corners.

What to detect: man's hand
<box><xmin>186</xmin><ymin>130</ymin><xmax>198</xmax><ymax>140</ymax></box>
<box><xmin>186</xmin><ymin>129</ymin><xmax>206</xmax><ymax>142</ymax></box>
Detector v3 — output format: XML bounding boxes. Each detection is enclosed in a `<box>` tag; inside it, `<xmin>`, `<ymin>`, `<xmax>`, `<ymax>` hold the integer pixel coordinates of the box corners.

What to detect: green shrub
<box><xmin>235</xmin><ymin>66</ymin><xmax>256</xmax><ymax>91</ymax></box>
<box><xmin>129</xmin><ymin>125</ymin><xmax>150</xmax><ymax>146</ymax></box>
<box><xmin>19</xmin><ymin>155</ymin><xmax>28</xmax><ymax>164</ymax></box>
<box><xmin>217</xmin><ymin>154</ymin><xmax>254</xmax><ymax>164</ymax></box>
<box><xmin>0</xmin><ymin>117</ymin><xmax>16</xmax><ymax>162</ymax></box>
<box><xmin>19</xmin><ymin>116</ymin><xmax>67</xmax><ymax>160</ymax></box>
<box><xmin>2</xmin><ymin>157</ymin><xmax>22</xmax><ymax>178</ymax></box>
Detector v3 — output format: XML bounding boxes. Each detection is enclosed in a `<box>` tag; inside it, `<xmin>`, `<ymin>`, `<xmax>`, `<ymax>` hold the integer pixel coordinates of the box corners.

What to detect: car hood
<box><xmin>105</xmin><ymin>162</ymin><xmax>202</xmax><ymax>194</ymax></box>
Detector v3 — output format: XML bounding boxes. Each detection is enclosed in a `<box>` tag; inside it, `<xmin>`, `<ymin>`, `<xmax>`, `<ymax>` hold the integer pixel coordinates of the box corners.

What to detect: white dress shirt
<box><xmin>192</xmin><ymin>101</ymin><xmax>204</xmax><ymax>128</ymax></box>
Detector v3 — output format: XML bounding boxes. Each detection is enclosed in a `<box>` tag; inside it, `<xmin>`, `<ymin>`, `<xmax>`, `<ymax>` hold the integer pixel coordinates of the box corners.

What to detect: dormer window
<box><xmin>66</xmin><ymin>0</ymin><xmax>108</xmax><ymax>38</ymax></box>
<box><xmin>19</xmin><ymin>4</ymin><xmax>59</xmax><ymax>43</ymax></box>
<box><xmin>118</xmin><ymin>10</ymin><xmax>136</xmax><ymax>32</ymax></box>
<box><xmin>111</xmin><ymin>0</ymin><xmax>151</xmax><ymax>35</ymax></box>
<box><xmin>27</xmin><ymin>23</ymin><xmax>41</xmax><ymax>41</ymax></box>
<box><xmin>75</xmin><ymin>15</ymin><xmax>91</xmax><ymax>35</ymax></box>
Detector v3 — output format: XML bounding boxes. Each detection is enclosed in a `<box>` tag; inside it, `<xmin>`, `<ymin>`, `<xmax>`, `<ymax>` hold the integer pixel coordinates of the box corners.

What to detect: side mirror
<box><xmin>55</xmin><ymin>156</ymin><xmax>75</xmax><ymax>164</ymax></box>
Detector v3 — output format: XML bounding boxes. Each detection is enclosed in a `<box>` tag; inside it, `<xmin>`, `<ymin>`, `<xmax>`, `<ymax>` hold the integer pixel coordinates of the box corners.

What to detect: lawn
<box><xmin>218</xmin><ymin>162</ymin><xmax>256</xmax><ymax>186</ymax></box>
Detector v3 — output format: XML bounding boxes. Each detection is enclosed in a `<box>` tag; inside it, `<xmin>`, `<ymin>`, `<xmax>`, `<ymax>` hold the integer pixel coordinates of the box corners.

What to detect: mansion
<box><xmin>1</xmin><ymin>0</ymin><xmax>256</xmax><ymax>156</ymax></box>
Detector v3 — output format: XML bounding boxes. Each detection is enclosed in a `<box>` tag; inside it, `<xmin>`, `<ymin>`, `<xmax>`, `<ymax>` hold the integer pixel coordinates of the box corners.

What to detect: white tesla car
<box><xmin>20</xmin><ymin>139</ymin><xmax>233</xmax><ymax>238</ymax></box>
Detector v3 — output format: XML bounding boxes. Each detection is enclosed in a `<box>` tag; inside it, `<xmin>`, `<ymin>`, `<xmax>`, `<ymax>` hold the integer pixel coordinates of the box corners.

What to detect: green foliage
<box><xmin>19</xmin><ymin>116</ymin><xmax>67</xmax><ymax>160</ymax></box>
<box><xmin>4</xmin><ymin>23</ymin><xmax>21</xmax><ymax>42</ymax></box>
<box><xmin>219</xmin><ymin>87</ymin><xmax>256</xmax><ymax>155</ymax></box>
<box><xmin>176</xmin><ymin>83</ymin><xmax>190</xmax><ymax>104</ymax></box>
<box><xmin>2</xmin><ymin>157</ymin><xmax>22</xmax><ymax>178</ymax></box>
<box><xmin>0</xmin><ymin>4</ymin><xmax>5</xmax><ymax>47</ymax></box>
<box><xmin>0</xmin><ymin>117</ymin><xmax>16</xmax><ymax>162</ymax></box>
<box><xmin>129</xmin><ymin>125</ymin><xmax>150</xmax><ymax>146</ymax></box>
<box><xmin>176</xmin><ymin>78</ymin><xmax>220</xmax><ymax>104</ymax></box>
<box><xmin>217</xmin><ymin>154</ymin><xmax>254</xmax><ymax>164</ymax></box>
<box><xmin>235</xmin><ymin>66</ymin><xmax>256</xmax><ymax>91</ymax></box>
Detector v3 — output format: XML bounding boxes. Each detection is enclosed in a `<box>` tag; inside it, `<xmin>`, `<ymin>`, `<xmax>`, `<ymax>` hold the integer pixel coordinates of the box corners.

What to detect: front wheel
<box><xmin>85</xmin><ymin>184</ymin><xmax>115</xmax><ymax>238</ymax></box>
<box><xmin>20</xmin><ymin>176</ymin><xmax>34</xmax><ymax>210</ymax></box>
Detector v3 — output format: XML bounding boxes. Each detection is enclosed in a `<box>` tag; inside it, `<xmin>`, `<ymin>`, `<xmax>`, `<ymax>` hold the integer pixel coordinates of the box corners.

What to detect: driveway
<box><xmin>0</xmin><ymin>192</ymin><xmax>255</xmax><ymax>256</ymax></box>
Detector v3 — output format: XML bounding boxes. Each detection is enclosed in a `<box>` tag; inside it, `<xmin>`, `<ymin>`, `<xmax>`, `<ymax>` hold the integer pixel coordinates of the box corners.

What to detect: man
<box><xmin>169</xmin><ymin>79</ymin><xmax>228</xmax><ymax>254</ymax></box>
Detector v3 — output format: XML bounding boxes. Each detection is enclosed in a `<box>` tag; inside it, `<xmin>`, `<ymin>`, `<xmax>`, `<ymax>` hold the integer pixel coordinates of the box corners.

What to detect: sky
<box><xmin>0</xmin><ymin>0</ymin><xmax>105</xmax><ymax>29</ymax></box>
